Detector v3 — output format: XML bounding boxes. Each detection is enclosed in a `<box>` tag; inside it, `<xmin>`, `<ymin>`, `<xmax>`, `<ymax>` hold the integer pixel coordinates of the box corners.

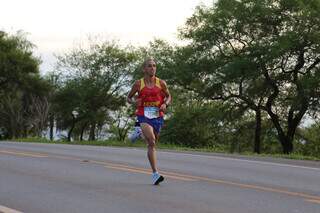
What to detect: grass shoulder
<box><xmin>5</xmin><ymin>137</ymin><xmax>320</xmax><ymax>161</ymax></box>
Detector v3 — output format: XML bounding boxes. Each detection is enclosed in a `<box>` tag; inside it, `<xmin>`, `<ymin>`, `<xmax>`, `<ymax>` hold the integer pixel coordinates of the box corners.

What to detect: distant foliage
<box><xmin>295</xmin><ymin>123</ymin><xmax>320</xmax><ymax>158</ymax></box>
<box><xmin>0</xmin><ymin>31</ymin><xmax>51</xmax><ymax>139</ymax></box>
<box><xmin>161</xmin><ymin>103</ymin><xmax>229</xmax><ymax>149</ymax></box>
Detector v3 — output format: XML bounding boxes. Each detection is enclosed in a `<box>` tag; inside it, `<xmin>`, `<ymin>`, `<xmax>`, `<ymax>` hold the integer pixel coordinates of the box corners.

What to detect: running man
<box><xmin>127</xmin><ymin>57</ymin><xmax>172</xmax><ymax>185</ymax></box>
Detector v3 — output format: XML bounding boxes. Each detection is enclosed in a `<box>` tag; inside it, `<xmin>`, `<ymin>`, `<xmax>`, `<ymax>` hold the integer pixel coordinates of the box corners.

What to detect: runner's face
<box><xmin>144</xmin><ymin>61</ymin><xmax>156</xmax><ymax>77</ymax></box>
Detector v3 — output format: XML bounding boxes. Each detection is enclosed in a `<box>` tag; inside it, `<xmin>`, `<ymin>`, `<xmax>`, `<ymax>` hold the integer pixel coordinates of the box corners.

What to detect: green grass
<box><xmin>4</xmin><ymin>137</ymin><xmax>320</xmax><ymax>161</ymax></box>
<box><xmin>255</xmin><ymin>153</ymin><xmax>320</xmax><ymax>161</ymax></box>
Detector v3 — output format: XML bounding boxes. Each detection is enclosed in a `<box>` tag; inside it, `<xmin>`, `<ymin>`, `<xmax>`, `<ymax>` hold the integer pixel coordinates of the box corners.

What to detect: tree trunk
<box><xmin>80</xmin><ymin>122</ymin><xmax>88</xmax><ymax>141</ymax></box>
<box><xmin>278</xmin><ymin>134</ymin><xmax>293</xmax><ymax>154</ymax></box>
<box><xmin>254</xmin><ymin>109</ymin><xmax>261</xmax><ymax>154</ymax></box>
<box><xmin>89</xmin><ymin>123</ymin><xmax>96</xmax><ymax>141</ymax></box>
<box><xmin>67</xmin><ymin>117</ymin><xmax>75</xmax><ymax>142</ymax></box>
<box><xmin>49</xmin><ymin>114</ymin><xmax>54</xmax><ymax>141</ymax></box>
<box><xmin>267</xmin><ymin>113</ymin><xmax>294</xmax><ymax>154</ymax></box>
<box><xmin>283</xmin><ymin>140</ymin><xmax>293</xmax><ymax>154</ymax></box>
<box><xmin>67</xmin><ymin>125</ymin><xmax>74</xmax><ymax>142</ymax></box>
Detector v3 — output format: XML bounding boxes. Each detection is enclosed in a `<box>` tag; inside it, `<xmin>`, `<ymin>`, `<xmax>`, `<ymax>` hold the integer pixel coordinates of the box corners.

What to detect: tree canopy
<box><xmin>175</xmin><ymin>0</ymin><xmax>320</xmax><ymax>153</ymax></box>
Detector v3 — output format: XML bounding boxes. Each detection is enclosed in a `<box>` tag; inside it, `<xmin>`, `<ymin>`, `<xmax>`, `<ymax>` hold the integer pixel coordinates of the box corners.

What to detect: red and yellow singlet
<box><xmin>136</xmin><ymin>77</ymin><xmax>165</xmax><ymax>118</ymax></box>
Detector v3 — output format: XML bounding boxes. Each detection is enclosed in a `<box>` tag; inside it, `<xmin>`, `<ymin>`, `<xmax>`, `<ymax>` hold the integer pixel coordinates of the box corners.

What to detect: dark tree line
<box><xmin>1</xmin><ymin>0</ymin><xmax>320</xmax><ymax>157</ymax></box>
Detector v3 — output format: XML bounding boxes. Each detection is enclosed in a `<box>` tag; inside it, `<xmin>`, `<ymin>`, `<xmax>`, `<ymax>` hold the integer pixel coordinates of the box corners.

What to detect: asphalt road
<box><xmin>0</xmin><ymin>141</ymin><xmax>320</xmax><ymax>213</ymax></box>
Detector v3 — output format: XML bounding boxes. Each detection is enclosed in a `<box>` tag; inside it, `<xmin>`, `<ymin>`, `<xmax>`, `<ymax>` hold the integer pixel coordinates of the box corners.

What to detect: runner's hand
<box><xmin>160</xmin><ymin>103</ymin><xmax>167</xmax><ymax>111</ymax></box>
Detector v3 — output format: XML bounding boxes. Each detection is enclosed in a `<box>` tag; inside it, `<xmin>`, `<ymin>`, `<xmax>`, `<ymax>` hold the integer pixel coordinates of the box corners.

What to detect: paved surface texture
<box><xmin>0</xmin><ymin>141</ymin><xmax>320</xmax><ymax>213</ymax></box>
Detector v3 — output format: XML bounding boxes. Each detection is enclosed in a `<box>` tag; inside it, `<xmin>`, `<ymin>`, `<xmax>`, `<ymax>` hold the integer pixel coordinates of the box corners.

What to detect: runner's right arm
<box><xmin>127</xmin><ymin>80</ymin><xmax>140</xmax><ymax>106</ymax></box>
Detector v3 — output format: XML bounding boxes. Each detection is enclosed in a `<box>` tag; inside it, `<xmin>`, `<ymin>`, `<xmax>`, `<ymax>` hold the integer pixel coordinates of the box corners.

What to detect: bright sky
<box><xmin>1</xmin><ymin>0</ymin><xmax>213</xmax><ymax>73</ymax></box>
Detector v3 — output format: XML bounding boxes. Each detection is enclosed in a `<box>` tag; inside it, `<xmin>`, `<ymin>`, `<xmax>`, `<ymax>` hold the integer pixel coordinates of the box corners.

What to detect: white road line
<box><xmin>0</xmin><ymin>205</ymin><xmax>23</xmax><ymax>213</ymax></box>
<box><xmin>159</xmin><ymin>151</ymin><xmax>320</xmax><ymax>171</ymax></box>
<box><xmin>72</xmin><ymin>146</ymin><xmax>320</xmax><ymax>171</ymax></box>
<box><xmin>1</xmin><ymin>143</ymin><xmax>319</xmax><ymax>171</ymax></box>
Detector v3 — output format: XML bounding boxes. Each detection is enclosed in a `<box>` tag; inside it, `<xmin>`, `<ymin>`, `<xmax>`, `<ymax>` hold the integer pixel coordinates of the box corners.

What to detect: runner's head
<box><xmin>142</xmin><ymin>57</ymin><xmax>157</xmax><ymax>77</ymax></box>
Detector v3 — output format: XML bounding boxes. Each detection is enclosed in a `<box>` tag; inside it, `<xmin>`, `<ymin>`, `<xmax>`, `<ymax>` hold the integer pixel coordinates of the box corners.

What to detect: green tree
<box><xmin>161</xmin><ymin>102</ymin><xmax>232</xmax><ymax>149</ymax></box>
<box><xmin>178</xmin><ymin>0</ymin><xmax>320</xmax><ymax>153</ymax></box>
<box><xmin>43</xmin><ymin>71</ymin><xmax>62</xmax><ymax>140</ymax></box>
<box><xmin>0</xmin><ymin>31</ymin><xmax>39</xmax><ymax>89</ymax></box>
<box><xmin>295</xmin><ymin>122</ymin><xmax>320</xmax><ymax>158</ymax></box>
<box><xmin>54</xmin><ymin>39</ymin><xmax>138</xmax><ymax>141</ymax></box>
<box><xmin>108</xmin><ymin>105</ymin><xmax>133</xmax><ymax>142</ymax></box>
<box><xmin>0</xmin><ymin>31</ymin><xmax>51</xmax><ymax>138</ymax></box>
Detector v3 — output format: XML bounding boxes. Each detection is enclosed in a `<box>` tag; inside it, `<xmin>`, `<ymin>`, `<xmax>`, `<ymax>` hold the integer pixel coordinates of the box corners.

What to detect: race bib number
<box><xmin>144</xmin><ymin>107</ymin><xmax>160</xmax><ymax>119</ymax></box>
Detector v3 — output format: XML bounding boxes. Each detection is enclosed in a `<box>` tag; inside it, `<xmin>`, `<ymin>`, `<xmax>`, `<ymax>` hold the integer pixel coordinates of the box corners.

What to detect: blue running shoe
<box><xmin>152</xmin><ymin>172</ymin><xmax>164</xmax><ymax>185</ymax></box>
